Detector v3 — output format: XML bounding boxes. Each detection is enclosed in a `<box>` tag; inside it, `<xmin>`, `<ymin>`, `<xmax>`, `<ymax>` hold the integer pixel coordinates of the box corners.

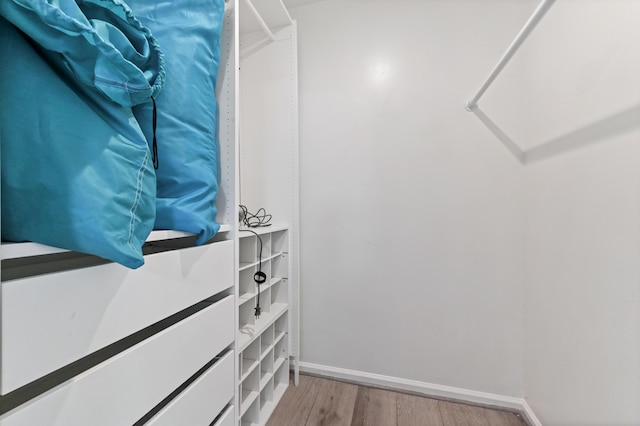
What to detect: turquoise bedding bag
<box><xmin>127</xmin><ymin>0</ymin><xmax>224</xmax><ymax>245</ymax></box>
<box><xmin>0</xmin><ymin>0</ymin><xmax>164</xmax><ymax>268</ymax></box>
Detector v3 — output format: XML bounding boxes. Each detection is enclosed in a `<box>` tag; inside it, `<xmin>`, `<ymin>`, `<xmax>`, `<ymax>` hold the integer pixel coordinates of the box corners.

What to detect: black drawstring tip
<box><xmin>151</xmin><ymin>96</ymin><xmax>159</xmax><ymax>170</ymax></box>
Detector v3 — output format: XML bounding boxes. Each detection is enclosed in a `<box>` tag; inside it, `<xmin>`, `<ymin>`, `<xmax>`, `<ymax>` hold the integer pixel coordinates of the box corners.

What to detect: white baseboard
<box><xmin>298</xmin><ymin>362</ymin><xmax>542</xmax><ymax>425</ymax></box>
<box><xmin>521</xmin><ymin>399</ymin><xmax>543</xmax><ymax>426</ymax></box>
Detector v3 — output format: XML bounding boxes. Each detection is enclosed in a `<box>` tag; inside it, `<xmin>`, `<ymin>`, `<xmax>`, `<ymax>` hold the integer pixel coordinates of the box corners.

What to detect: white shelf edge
<box><xmin>261</xmin><ymin>381</ymin><xmax>289</xmax><ymax>425</ymax></box>
<box><xmin>260</xmin><ymin>343</ymin><xmax>274</xmax><ymax>360</ymax></box>
<box><xmin>0</xmin><ymin>224</ymin><xmax>232</xmax><ymax>260</ymax></box>
<box><xmin>259</xmin><ymin>372</ymin><xmax>274</xmax><ymax>391</ymax></box>
<box><xmin>239</xmin><ymin>261</ymin><xmax>258</xmax><ymax>271</ymax></box>
<box><xmin>239</xmin><ymin>255</ymin><xmax>281</xmax><ymax>276</ymax></box>
<box><xmin>239</xmin><ymin>291</ymin><xmax>256</xmax><ymax>302</ymax></box>
<box><xmin>241</xmin><ymin>358</ymin><xmax>260</xmax><ymax>382</ymax></box>
<box><xmin>274</xmin><ymin>330</ymin><xmax>286</xmax><ymax>346</ymax></box>
<box><xmin>265</xmin><ymin>252</ymin><xmax>283</xmax><ymax>262</ymax></box>
<box><xmin>240</xmin><ymin>389</ymin><xmax>259</xmax><ymax>417</ymax></box>
<box><xmin>238</xmin><ymin>304</ymin><xmax>288</xmax><ymax>352</ymax></box>
<box><xmin>238</xmin><ymin>294</ymin><xmax>256</xmax><ymax>307</ymax></box>
<box><xmin>238</xmin><ymin>277</ymin><xmax>283</xmax><ymax>307</ymax></box>
<box><xmin>273</xmin><ymin>356</ymin><xmax>286</xmax><ymax>373</ymax></box>
<box><xmin>238</xmin><ymin>224</ymin><xmax>288</xmax><ymax>238</ymax></box>
<box><xmin>274</xmin><ymin>379</ymin><xmax>288</xmax><ymax>397</ymax></box>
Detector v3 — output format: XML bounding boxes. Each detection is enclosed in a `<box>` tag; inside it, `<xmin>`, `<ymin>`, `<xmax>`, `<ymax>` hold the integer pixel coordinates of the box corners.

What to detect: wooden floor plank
<box><xmin>439</xmin><ymin>400</ymin><xmax>489</xmax><ymax>426</ymax></box>
<box><xmin>351</xmin><ymin>387</ymin><xmax>398</xmax><ymax>426</ymax></box>
<box><xmin>267</xmin><ymin>375</ymin><xmax>526</xmax><ymax>426</ymax></box>
<box><xmin>480</xmin><ymin>406</ymin><xmax>526</xmax><ymax>426</ymax></box>
<box><xmin>305</xmin><ymin>378</ymin><xmax>359</xmax><ymax>425</ymax></box>
<box><xmin>396</xmin><ymin>393</ymin><xmax>443</xmax><ymax>426</ymax></box>
<box><xmin>266</xmin><ymin>375</ymin><xmax>319</xmax><ymax>426</ymax></box>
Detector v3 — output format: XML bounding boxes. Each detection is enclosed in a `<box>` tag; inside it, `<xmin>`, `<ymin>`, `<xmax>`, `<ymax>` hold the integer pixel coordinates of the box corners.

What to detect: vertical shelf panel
<box><xmin>237</xmin><ymin>0</ymin><xmax>299</xmax><ymax>420</ymax></box>
<box><xmin>215</xmin><ymin>0</ymin><xmax>238</xmax><ymax>226</ymax></box>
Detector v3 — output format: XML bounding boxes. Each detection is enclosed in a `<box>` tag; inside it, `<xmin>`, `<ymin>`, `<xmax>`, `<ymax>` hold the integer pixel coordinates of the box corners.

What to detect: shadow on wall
<box><xmin>471</xmin><ymin>104</ymin><xmax>640</xmax><ymax>164</ymax></box>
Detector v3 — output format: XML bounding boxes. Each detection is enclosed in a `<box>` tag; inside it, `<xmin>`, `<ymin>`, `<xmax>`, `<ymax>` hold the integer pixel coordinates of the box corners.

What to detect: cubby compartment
<box><xmin>257</xmin><ymin>284</ymin><xmax>271</xmax><ymax>315</ymax></box>
<box><xmin>241</xmin><ymin>339</ymin><xmax>261</xmax><ymax>381</ymax></box>
<box><xmin>258</xmin><ymin>261</ymin><xmax>271</xmax><ymax>290</ymax></box>
<box><xmin>260</xmin><ymin>233</ymin><xmax>272</xmax><ymax>259</ymax></box>
<box><xmin>240</xmin><ymin>366</ymin><xmax>260</xmax><ymax>418</ymax></box>
<box><xmin>241</xmin><ymin>395</ymin><xmax>260</xmax><ymax>426</ymax></box>
<box><xmin>260</xmin><ymin>349</ymin><xmax>274</xmax><ymax>390</ymax></box>
<box><xmin>239</xmin><ymin>299</ymin><xmax>256</xmax><ymax>335</ymax></box>
<box><xmin>239</xmin><ymin>235</ymin><xmax>257</xmax><ymax>267</ymax></box>
<box><xmin>270</xmin><ymin>254</ymin><xmax>288</xmax><ymax>283</ymax></box>
<box><xmin>271</xmin><ymin>279</ymin><xmax>288</xmax><ymax>307</ymax></box>
<box><xmin>259</xmin><ymin>377</ymin><xmax>275</xmax><ymax>420</ymax></box>
<box><xmin>275</xmin><ymin>311</ymin><xmax>288</xmax><ymax>341</ymax></box>
<box><xmin>274</xmin><ymin>334</ymin><xmax>288</xmax><ymax>367</ymax></box>
<box><xmin>261</xmin><ymin>324</ymin><xmax>275</xmax><ymax>358</ymax></box>
<box><xmin>274</xmin><ymin>358</ymin><xmax>289</xmax><ymax>405</ymax></box>
<box><xmin>239</xmin><ymin>267</ymin><xmax>257</xmax><ymax>302</ymax></box>
<box><xmin>270</xmin><ymin>230</ymin><xmax>288</xmax><ymax>255</ymax></box>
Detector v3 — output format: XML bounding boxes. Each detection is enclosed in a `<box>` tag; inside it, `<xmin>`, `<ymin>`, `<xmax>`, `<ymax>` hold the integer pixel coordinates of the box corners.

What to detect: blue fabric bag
<box><xmin>0</xmin><ymin>0</ymin><xmax>164</xmax><ymax>268</ymax></box>
<box><xmin>0</xmin><ymin>0</ymin><xmax>164</xmax><ymax>107</ymax></box>
<box><xmin>127</xmin><ymin>0</ymin><xmax>224</xmax><ymax>245</ymax></box>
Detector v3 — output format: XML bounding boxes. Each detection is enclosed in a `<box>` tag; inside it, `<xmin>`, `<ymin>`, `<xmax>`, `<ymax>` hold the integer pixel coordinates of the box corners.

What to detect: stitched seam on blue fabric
<box><xmin>128</xmin><ymin>148</ymin><xmax>149</xmax><ymax>254</ymax></box>
<box><xmin>94</xmin><ymin>75</ymin><xmax>150</xmax><ymax>93</ymax></box>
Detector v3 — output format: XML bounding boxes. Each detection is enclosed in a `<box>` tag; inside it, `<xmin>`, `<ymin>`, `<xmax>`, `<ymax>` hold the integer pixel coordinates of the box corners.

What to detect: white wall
<box><xmin>291</xmin><ymin>1</ymin><xmax>640</xmax><ymax>421</ymax></box>
<box><xmin>290</xmin><ymin>0</ymin><xmax>529</xmax><ymax>397</ymax></box>
<box><xmin>523</xmin><ymin>1</ymin><xmax>640</xmax><ymax>424</ymax></box>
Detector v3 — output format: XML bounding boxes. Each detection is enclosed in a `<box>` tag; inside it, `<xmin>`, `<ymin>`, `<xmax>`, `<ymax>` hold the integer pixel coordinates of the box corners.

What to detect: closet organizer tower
<box><xmin>235</xmin><ymin>0</ymin><xmax>301</xmax><ymax>424</ymax></box>
<box><xmin>0</xmin><ymin>1</ymin><xmax>299</xmax><ymax>425</ymax></box>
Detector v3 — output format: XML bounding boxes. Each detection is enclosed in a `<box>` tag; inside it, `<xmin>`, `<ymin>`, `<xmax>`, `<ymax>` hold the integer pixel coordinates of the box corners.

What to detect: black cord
<box><xmin>239</xmin><ymin>205</ymin><xmax>272</xmax><ymax>228</ymax></box>
<box><xmin>151</xmin><ymin>96</ymin><xmax>159</xmax><ymax>170</ymax></box>
<box><xmin>241</xmin><ymin>229</ymin><xmax>266</xmax><ymax>318</ymax></box>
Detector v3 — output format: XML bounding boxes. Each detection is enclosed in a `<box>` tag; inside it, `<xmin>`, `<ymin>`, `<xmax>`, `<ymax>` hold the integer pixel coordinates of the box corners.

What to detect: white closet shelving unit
<box><xmin>234</xmin><ymin>0</ymin><xmax>300</xmax><ymax>424</ymax></box>
<box><xmin>0</xmin><ymin>0</ymin><xmax>298</xmax><ymax>424</ymax></box>
<box><xmin>237</xmin><ymin>226</ymin><xmax>291</xmax><ymax>425</ymax></box>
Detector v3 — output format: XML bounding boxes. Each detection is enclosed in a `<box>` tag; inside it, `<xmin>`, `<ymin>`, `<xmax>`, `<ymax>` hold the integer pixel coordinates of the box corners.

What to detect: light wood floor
<box><xmin>266</xmin><ymin>374</ymin><xmax>527</xmax><ymax>426</ymax></box>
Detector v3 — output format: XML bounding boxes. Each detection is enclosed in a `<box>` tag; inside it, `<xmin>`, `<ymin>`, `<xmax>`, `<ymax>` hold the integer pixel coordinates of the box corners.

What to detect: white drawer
<box><xmin>1</xmin><ymin>240</ymin><xmax>233</xmax><ymax>393</ymax></box>
<box><xmin>145</xmin><ymin>351</ymin><xmax>234</xmax><ymax>426</ymax></box>
<box><xmin>212</xmin><ymin>406</ymin><xmax>234</xmax><ymax>426</ymax></box>
<box><xmin>0</xmin><ymin>296</ymin><xmax>234</xmax><ymax>426</ymax></box>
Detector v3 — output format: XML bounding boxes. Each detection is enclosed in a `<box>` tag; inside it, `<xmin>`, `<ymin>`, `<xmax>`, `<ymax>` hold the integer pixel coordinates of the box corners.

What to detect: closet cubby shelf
<box><xmin>237</xmin><ymin>226</ymin><xmax>291</xmax><ymax>425</ymax></box>
<box><xmin>238</xmin><ymin>276</ymin><xmax>284</xmax><ymax>306</ymax></box>
<box><xmin>238</xmin><ymin>223</ymin><xmax>289</xmax><ymax>237</ymax></box>
<box><xmin>239</xmin><ymin>252</ymin><xmax>284</xmax><ymax>272</ymax></box>
<box><xmin>240</xmin><ymin>390</ymin><xmax>259</xmax><ymax>417</ymax></box>
<box><xmin>238</xmin><ymin>302</ymin><xmax>288</xmax><ymax>351</ymax></box>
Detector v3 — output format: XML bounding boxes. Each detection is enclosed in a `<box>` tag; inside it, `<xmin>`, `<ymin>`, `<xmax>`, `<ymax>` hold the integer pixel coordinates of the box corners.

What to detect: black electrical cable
<box><xmin>241</xmin><ymin>229</ymin><xmax>266</xmax><ymax>318</ymax></box>
<box><xmin>239</xmin><ymin>205</ymin><xmax>272</xmax><ymax>228</ymax></box>
<box><xmin>151</xmin><ymin>96</ymin><xmax>159</xmax><ymax>170</ymax></box>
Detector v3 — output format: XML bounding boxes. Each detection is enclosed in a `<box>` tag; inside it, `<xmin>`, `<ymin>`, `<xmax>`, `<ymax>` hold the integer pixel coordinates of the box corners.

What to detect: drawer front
<box><xmin>0</xmin><ymin>296</ymin><xmax>234</xmax><ymax>426</ymax></box>
<box><xmin>212</xmin><ymin>406</ymin><xmax>234</xmax><ymax>426</ymax></box>
<box><xmin>146</xmin><ymin>351</ymin><xmax>234</xmax><ymax>426</ymax></box>
<box><xmin>1</xmin><ymin>240</ymin><xmax>233</xmax><ymax>393</ymax></box>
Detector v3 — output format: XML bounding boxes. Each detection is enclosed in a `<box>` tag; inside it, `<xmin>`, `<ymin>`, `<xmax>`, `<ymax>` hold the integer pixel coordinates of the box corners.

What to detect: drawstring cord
<box><xmin>151</xmin><ymin>96</ymin><xmax>159</xmax><ymax>170</ymax></box>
